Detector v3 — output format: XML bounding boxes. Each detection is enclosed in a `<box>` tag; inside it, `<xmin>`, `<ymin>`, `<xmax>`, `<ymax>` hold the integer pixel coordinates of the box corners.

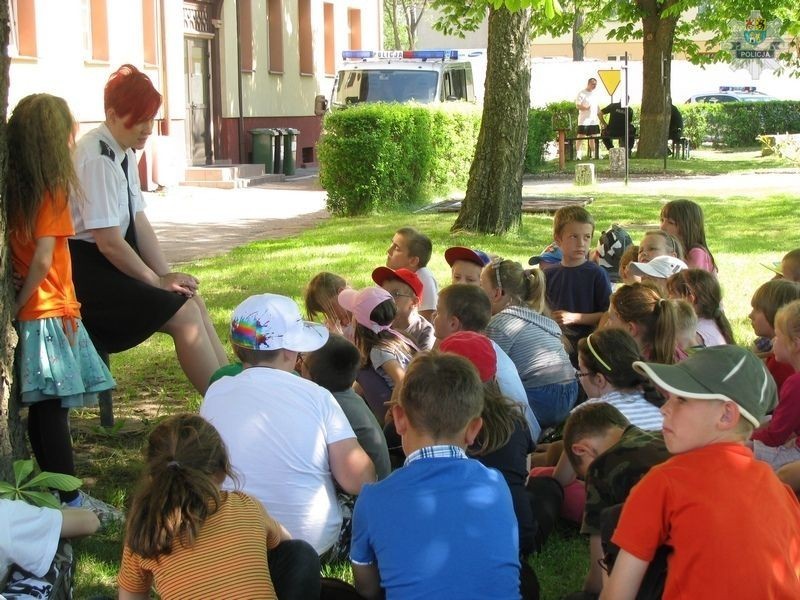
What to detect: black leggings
<box><xmin>27</xmin><ymin>399</ymin><xmax>79</xmax><ymax>503</ymax></box>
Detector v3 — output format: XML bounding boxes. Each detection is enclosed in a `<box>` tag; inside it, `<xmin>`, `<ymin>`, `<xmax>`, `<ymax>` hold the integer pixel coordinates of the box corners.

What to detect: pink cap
<box><xmin>337</xmin><ymin>287</ymin><xmax>394</xmax><ymax>334</ymax></box>
<box><xmin>439</xmin><ymin>331</ymin><xmax>497</xmax><ymax>383</ymax></box>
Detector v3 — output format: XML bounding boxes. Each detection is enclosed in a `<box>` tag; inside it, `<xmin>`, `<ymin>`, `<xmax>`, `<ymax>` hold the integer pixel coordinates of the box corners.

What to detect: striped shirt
<box><xmin>118</xmin><ymin>491</ymin><xmax>280</xmax><ymax>599</ymax></box>
<box><xmin>577</xmin><ymin>390</ymin><xmax>663</xmax><ymax>431</ymax></box>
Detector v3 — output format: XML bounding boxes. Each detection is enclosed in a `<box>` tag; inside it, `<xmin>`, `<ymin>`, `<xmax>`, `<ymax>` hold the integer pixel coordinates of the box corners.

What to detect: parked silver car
<box><xmin>685</xmin><ymin>86</ymin><xmax>777</xmax><ymax>103</ymax></box>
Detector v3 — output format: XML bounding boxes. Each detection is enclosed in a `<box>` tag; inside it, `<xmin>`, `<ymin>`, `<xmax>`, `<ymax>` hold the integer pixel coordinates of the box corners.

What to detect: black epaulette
<box><xmin>99</xmin><ymin>140</ymin><xmax>115</xmax><ymax>160</ymax></box>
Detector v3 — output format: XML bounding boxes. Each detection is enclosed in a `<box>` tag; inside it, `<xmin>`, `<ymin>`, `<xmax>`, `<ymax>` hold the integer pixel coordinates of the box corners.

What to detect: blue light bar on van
<box><xmin>341</xmin><ymin>50</ymin><xmax>459</xmax><ymax>60</ymax></box>
<box><xmin>719</xmin><ymin>85</ymin><xmax>757</xmax><ymax>92</ymax></box>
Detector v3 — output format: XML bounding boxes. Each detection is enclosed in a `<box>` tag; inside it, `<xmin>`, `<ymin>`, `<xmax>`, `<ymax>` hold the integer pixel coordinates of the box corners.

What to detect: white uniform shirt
<box><xmin>0</xmin><ymin>499</ymin><xmax>62</xmax><ymax>584</ymax></box>
<box><xmin>201</xmin><ymin>367</ymin><xmax>357</xmax><ymax>554</ymax></box>
<box><xmin>70</xmin><ymin>123</ymin><xmax>145</xmax><ymax>242</ymax></box>
<box><xmin>576</xmin><ymin>88</ymin><xmax>600</xmax><ymax>127</ymax></box>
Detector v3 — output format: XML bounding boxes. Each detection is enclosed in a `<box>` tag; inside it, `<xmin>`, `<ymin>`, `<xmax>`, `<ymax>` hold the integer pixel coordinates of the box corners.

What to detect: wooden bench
<box><xmin>670</xmin><ymin>137</ymin><xmax>690</xmax><ymax>159</ymax></box>
<box><xmin>556</xmin><ymin>130</ymin><xmax>637</xmax><ymax>168</ymax></box>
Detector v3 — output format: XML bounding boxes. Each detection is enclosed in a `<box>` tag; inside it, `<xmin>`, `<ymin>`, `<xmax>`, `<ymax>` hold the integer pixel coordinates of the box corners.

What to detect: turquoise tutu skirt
<box><xmin>16</xmin><ymin>317</ymin><xmax>116</xmax><ymax>408</ymax></box>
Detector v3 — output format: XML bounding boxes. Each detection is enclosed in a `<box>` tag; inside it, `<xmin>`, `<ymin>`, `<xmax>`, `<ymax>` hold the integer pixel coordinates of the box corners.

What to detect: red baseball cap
<box><xmin>445</xmin><ymin>246</ymin><xmax>491</xmax><ymax>268</ymax></box>
<box><xmin>371</xmin><ymin>266</ymin><xmax>424</xmax><ymax>299</ymax></box>
<box><xmin>439</xmin><ymin>331</ymin><xmax>497</xmax><ymax>383</ymax></box>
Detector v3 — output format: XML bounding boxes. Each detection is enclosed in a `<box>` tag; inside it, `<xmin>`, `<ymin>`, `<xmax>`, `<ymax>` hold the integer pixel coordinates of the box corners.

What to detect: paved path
<box><xmin>145</xmin><ymin>173</ymin><xmax>328</xmax><ymax>264</ymax></box>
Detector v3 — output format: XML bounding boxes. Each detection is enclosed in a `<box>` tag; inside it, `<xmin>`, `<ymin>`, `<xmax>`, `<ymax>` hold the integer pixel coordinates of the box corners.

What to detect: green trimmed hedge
<box><xmin>681</xmin><ymin>101</ymin><xmax>800</xmax><ymax>148</ymax></box>
<box><xmin>318</xmin><ymin>103</ymin><xmax>481</xmax><ymax>216</ymax></box>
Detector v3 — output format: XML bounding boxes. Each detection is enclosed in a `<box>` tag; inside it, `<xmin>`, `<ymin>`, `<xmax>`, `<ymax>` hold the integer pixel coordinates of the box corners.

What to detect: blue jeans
<box><xmin>525</xmin><ymin>380</ymin><xmax>579</xmax><ymax>429</ymax></box>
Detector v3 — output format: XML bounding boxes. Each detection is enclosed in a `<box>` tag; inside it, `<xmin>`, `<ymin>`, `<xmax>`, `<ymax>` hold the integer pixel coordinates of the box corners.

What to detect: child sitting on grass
<box><xmin>666</xmin><ymin>268</ymin><xmax>734</xmax><ymax>346</ymax></box>
<box><xmin>433</xmin><ymin>283</ymin><xmax>541</xmax><ymax>442</ymax></box>
<box><xmin>350</xmin><ymin>352</ymin><xmax>522</xmax><ymax>599</ymax></box>
<box><xmin>1</xmin><ymin>500</ymin><xmax>98</xmax><ymax>597</ymax></box>
<box><xmin>749</xmin><ymin>278</ymin><xmax>800</xmax><ymax>391</ymax></box>
<box><xmin>118</xmin><ymin>413</ymin><xmax>320</xmax><ymax>600</ymax></box>
<box><xmin>445</xmin><ymin>246</ymin><xmax>491</xmax><ymax>285</ymax></box>
<box><xmin>561</xmin><ymin>403</ymin><xmax>669</xmax><ymax>599</ymax></box>
<box><xmin>302</xmin><ymin>334</ymin><xmax>392</xmax><ymax>481</ymax></box>
<box><xmin>385</xmin><ymin>226</ymin><xmax>438</xmax><ymax>321</ymax></box>
<box><xmin>601</xmin><ymin>346</ymin><xmax>800</xmax><ymax>599</ymax></box>
<box><xmin>751</xmin><ymin>299</ymin><xmax>800</xmax><ymax>470</ymax></box>
<box><xmin>766</xmin><ymin>248</ymin><xmax>800</xmax><ymax>282</ymax></box>
<box><xmin>659</xmin><ymin>199</ymin><xmax>717</xmax><ymax>274</ymax></box>
<box><xmin>481</xmin><ymin>259</ymin><xmax>577</xmax><ymax>429</ymax></box>
<box><xmin>438</xmin><ymin>331</ymin><xmax>537</xmax><ymax>557</ymax></box>
<box><xmin>543</xmin><ymin>206</ymin><xmax>612</xmax><ymax>355</ymax></box>
<box><xmin>371</xmin><ymin>266</ymin><xmax>434</xmax><ymax>350</ymax></box>
<box><xmin>607</xmin><ymin>282</ymin><xmax>686</xmax><ymax>364</ymax></box>
<box><xmin>338</xmin><ymin>287</ymin><xmax>417</xmax><ymax>391</ymax></box>
<box><xmin>305</xmin><ymin>272</ymin><xmax>353</xmax><ymax>339</ymax></box>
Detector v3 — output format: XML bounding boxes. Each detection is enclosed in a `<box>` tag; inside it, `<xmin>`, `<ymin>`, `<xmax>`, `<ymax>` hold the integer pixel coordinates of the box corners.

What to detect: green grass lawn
<box><xmin>68</xmin><ymin>163</ymin><xmax>799</xmax><ymax>599</ymax></box>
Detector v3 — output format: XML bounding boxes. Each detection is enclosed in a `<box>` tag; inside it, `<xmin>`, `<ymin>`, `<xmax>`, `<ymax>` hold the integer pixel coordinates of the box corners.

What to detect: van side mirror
<box><xmin>314</xmin><ymin>95</ymin><xmax>329</xmax><ymax>115</ymax></box>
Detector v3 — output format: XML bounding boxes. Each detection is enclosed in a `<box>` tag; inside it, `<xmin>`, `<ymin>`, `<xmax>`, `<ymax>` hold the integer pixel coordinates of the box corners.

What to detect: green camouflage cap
<box><xmin>633</xmin><ymin>345</ymin><xmax>777</xmax><ymax>427</ymax></box>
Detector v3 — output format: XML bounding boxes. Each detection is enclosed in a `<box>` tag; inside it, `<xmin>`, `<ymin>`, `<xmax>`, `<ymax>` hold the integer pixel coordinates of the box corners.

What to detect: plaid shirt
<box><xmin>404</xmin><ymin>445</ymin><xmax>467</xmax><ymax>466</ymax></box>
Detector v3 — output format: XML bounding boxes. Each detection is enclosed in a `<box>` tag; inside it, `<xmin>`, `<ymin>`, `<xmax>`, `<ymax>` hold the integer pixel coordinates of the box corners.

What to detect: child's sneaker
<box><xmin>74</xmin><ymin>491</ymin><xmax>125</xmax><ymax>526</ymax></box>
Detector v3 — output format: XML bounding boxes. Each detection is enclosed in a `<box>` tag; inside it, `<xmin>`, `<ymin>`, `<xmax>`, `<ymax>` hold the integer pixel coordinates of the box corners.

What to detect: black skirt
<box><xmin>69</xmin><ymin>239</ymin><xmax>188</xmax><ymax>354</ymax></box>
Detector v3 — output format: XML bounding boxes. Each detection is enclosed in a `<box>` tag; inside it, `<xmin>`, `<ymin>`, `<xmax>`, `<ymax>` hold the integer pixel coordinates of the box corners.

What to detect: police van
<box><xmin>329</xmin><ymin>49</ymin><xmax>486</xmax><ymax>110</ymax></box>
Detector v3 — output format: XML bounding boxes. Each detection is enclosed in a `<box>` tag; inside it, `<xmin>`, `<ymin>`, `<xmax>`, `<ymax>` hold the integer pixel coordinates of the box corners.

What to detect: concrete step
<box><xmin>181</xmin><ymin>163</ymin><xmax>286</xmax><ymax>188</ymax></box>
<box><xmin>179</xmin><ymin>173</ymin><xmax>285</xmax><ymax>189</ymax></box>
<box><xmin>183</xmin><ymin>163</ymin><xmax>269</xmax><ymax>182</ymax></box>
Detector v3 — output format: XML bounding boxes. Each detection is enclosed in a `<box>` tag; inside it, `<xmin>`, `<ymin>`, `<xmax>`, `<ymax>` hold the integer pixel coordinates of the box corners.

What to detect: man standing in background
<box><xmin>576</xmin><ymin>78</ymin><xmax>601</xmax><ymax>160</ymax></box>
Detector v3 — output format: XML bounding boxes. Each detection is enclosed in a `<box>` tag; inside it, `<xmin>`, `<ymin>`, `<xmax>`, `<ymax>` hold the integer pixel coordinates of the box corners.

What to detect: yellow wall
<box><xmin>219</xmin><ymin>0</ymin><xmax>381</xmax><ymax>118</ymax></box>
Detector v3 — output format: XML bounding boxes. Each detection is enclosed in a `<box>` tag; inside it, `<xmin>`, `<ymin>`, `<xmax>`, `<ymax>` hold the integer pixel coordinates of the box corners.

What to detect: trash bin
<box><xmin>272</xmin><ymin>128</ymin><xmax>285</xmax><ymax>176</ymax></box>
<box><xmin>283</xmin><ymin>128</ymin><xmax>300</xmax><ymax>175</ymax></box>
<box><xmin>250</xmin><ymin>128</ymin><xmax>275</xmax><ymax>174</ymax></box>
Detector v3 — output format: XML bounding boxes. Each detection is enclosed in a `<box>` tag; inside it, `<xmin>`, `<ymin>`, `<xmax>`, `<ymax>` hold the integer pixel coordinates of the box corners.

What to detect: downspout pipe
<box><xmin>158</xmin><ymin>0</ymin><xmax>169</xmax><ymax>135</ymax></box>
<box><xmin>236</xmin><ymin>0</ymin><xmax>245</xmax><ymax>162</ymax></box>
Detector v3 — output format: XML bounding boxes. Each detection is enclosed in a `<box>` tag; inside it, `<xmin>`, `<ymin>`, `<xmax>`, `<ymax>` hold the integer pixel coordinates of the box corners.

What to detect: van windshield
<box><xmin>333</xmin><ymin>69</ymin><xmax>439</xmax><ymax>106</ymax></box>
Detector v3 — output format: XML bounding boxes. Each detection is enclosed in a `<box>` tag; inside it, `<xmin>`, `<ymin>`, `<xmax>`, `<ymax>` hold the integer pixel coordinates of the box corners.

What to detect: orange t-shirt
<box><xmin>118</xmin><ymin>491</ymin><xmax>281</xmax><ymax>600</ymax></box>
<box><xmin>10</xmin><ymin>190</ymin><xmax>81</xmax><ymax>321</ymax></box>
<box><xmin>612</xmin><ymin>443</ymin><xmax>800</xmax><ymax>599</ymax></box>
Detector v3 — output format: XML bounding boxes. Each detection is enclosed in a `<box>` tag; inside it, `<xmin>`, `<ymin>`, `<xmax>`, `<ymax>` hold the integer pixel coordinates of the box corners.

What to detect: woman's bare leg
<box><xmin>191</xmin><ymin>294</ymin><xmax>229</xmax><ymax>364</ymax></box>
<box><xmin>161</xmin><ymin>298</ymin><xmax>226</xmax><ymax>394</ymax></box>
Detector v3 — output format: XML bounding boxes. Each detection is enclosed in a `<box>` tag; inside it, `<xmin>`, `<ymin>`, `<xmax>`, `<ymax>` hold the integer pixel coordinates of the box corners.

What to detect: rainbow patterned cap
<box><xmin>230</xmin><ymin>293</ymin><xmax>329</xmax><ymax>352</ymax></box>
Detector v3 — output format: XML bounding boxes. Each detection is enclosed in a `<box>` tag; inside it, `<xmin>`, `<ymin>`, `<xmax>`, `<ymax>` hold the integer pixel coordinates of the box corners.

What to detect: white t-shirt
<box><xmin>70</xmin><ymin>123</ymin><xmax>146</xmax><ymax>242</ymax></box>
<box><xmin>416</xmin><ymin>267</ymin><xmax>439</xmax><ymax>312</ymax></box>
<box><xmin>493</xmin><ymin>341</ymin><xmax>542</xmax><ymax>443</ymax></box>
<box><xmin>0</xmin><ymin>499</ymin><xmax>62</xmax><ymax>585</ymax></box>
<box><xmin>201</xmin><ymin>367</ymin><xmax>356</xmax><ymax>554</ymax></box>
<box><xmin>576</xmin><ymin>88</ymin><xmax>600</xmax><ymax>127</ymax></box>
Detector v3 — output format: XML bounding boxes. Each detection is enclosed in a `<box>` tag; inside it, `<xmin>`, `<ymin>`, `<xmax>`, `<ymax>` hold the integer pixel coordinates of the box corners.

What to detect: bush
<box><xmin>318</xmin><ymin>103</ymin><xmax>481</xmax><ymax>216</ymax></box>
<box><xmin>681</xmin><ymin>101</ymin><xmax>800</xmax><ymax>148</ymax></box>
<box><xmin>525</xmin><ymin>109</ymin><xmax>552</xmax><ymax>171</ymax></box>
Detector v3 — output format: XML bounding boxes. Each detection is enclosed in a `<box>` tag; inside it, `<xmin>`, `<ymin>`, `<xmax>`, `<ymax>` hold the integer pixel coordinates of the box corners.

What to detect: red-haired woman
<box><xmin>68</xmin><ymin>65</ymin><xmax>227</xmax><ymax>394</ymax></box>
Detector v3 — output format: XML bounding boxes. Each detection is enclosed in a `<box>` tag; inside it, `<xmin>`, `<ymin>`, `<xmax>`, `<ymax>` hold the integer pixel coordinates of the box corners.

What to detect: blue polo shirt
<box><xmin>350</xmin><ymin>445</ymin><xmax>521</xmax><ymax>600</ymax></box>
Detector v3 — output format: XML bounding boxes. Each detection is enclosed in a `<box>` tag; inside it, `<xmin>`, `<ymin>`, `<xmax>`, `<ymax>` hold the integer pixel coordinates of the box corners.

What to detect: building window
<box><xmin>298</xmin><ymin>0</ymin><xmax>312</xmax><ymax>75</ymax></box>
<box><xmin>267</xmin><ymin>0</ymin><xmax>284</xmax><ymax>73</ymax></box>
<box><xmin>142</xmin><ymin>0</ymin><xmax>159</xmax><ymax>66</ymax></box>
<box><xmin>82</xmin><ymin>0</ymin><xmax>109</xmax><ymax>61</ymax></box>
<box><xmin>347</xmin><ymin>8</ymin><xmax>361</xmax><ymax>50</ymax></box>
<box><xmin>240</xmin><ymin>0</ymin><xmax>253</xmax><ymax>71</ymax></box>
<box><xmin>323</xmin><ymin>2</ymin><xmax>334</xmax><ymax>76</ymax></box>
<box><xmin>8</xmin><ymin>0</ymin><xmax>37</xmax><ymax>57</ymax></box>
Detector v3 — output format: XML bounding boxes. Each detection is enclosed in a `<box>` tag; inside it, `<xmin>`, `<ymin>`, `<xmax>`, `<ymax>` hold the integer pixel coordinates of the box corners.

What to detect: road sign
<box><xmin>597</xmin><ymin>70</ymin><xmax>621</xmax><ymax>96</ymax></box>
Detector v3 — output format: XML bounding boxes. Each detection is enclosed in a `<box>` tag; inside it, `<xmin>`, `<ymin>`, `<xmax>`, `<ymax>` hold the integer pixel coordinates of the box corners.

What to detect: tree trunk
<box><xmin>452</xmin><ymin>6</ymin><xmax>532</xmax><ymax>235</ymax></box>
<box><xmin>572</xmin><ymin>9</ymin><xmax>585</xmax><ymax>62</ymax></box>
<box><xmin>0</xmin><ymin>0</ymin><xmax>25</xmax><ymax>482</ymax></box>
<box><xmin>637</xmin><ymin>0</ymin><xmax>678</xmax><ymax>158</ymax></box>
